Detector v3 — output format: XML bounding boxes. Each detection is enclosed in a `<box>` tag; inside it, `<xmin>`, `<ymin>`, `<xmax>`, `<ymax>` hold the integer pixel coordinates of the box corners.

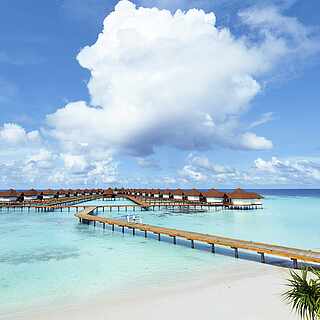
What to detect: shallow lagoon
<box><xmin>1</xmin><ymin>192</ymin><xmax>320</xmax><ymax>313</ymax></box>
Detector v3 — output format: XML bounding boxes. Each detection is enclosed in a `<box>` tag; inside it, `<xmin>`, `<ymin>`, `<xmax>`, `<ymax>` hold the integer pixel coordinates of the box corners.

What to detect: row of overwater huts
<box><xmin>116</xmin><ymin>188</ymin><xmax>263</xmax><ymax>205</ymax></box>
<box><xmin>0</xmin><ymin>187</ymin><xmax>263</xmax><ymax>205</ymax></box>
<box><xmin>0</xmin><ymin>188</ymin><xmax>105</xmax><ymax>202</ymax></box>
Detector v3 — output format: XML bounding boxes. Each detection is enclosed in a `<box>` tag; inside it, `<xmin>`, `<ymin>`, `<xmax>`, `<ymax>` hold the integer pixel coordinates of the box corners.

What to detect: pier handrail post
<box><xmin>258</xmin><ymin>252</ymin><xmax>266</xmax><ymax>263</ymax></box>
<box><xmin>232</xmin><ymin>247</ymin><xmax>239</xmax><ymax>258</ymax></box>
<box><xmin>291</xmin><ymin>258</ymin><xmax>298</xmax><ymax>269</ymax></box>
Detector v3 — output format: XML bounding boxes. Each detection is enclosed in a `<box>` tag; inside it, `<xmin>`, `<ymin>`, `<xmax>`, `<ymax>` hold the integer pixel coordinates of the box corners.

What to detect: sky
<box><xmin>0</xmin><ymin>0</ymin><xmax>320</xmax><ymax>189</ymax></box>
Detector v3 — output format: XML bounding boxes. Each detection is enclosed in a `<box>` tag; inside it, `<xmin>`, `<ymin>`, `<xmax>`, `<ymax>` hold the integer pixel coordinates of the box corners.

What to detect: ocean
<box><xmin>0</xmin><ymin>189</ymin><xmax>319</xmax><ymax>314</ymax></box>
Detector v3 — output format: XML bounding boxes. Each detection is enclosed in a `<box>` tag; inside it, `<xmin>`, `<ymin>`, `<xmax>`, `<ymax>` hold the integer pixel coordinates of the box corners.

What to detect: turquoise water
<box><xmin>1</xmin><ymin>193</ymin><xmax>320</xmax><ymax>314</ymax></box>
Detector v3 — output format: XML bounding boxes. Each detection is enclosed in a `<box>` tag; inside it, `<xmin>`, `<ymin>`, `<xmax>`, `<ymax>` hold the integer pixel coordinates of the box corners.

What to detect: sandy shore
<box><xmin>2</xmin><ymin>261</ymin><xmax>299</xmax><ymax>320</ymax></box>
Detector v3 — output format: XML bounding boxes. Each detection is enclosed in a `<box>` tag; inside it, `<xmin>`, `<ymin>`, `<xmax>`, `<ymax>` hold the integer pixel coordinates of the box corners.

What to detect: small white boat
<box><xmin>125</xmin><ymin>214</ymin><xmax>142</xmax><ymax>223</ymax></box>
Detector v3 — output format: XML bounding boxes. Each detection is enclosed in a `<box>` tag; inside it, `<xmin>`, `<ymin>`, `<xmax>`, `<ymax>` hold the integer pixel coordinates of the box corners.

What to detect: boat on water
<box><xmin>118</xmin><ymin>214</ymin><xmax>143</xmax><ymax>223</ymax></box>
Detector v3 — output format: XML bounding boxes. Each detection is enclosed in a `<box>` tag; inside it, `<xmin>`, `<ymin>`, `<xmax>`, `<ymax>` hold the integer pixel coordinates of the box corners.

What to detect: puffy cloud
<box><xmin>87</xmin><ymin>158</ymin><xmax>118</xmax><ymax>183</ymax></box>
<box><xmin>0</xmin><ymin>123</ymin><xmax>41</xmax><ymax>146</ymax></box>
<box><xmin>58</xmin><ymin>152</ymin><xmax>118</xmax><ymax>184</ymax></box>
<box><xmin>176</xmin><ymin>155</ymin><xmax>320</xmax><ymax>186</ymax></box>
<box><xmin>0</xmin><ymin>142</ymin><xmax>119</xmax><ymax>188</ymax></box>
<box><xmin>2</xmin><ymin>1</ymin><xmax>319</xmax><ymax>188</ymax></box>
<box><xmin>239</xmin><ymin>132</ymin><xmax>273</xmax><ymax>150</ymax></box>
<box><xmin>179</xmin><ymin>164</ymin><xmax>208</xmax><ymax>182</ymax></box>
<box><xmin>188</xmin><ymin>153</ymin><xmax>235</xmax><ymax>174</ymax></box>
<box><xmin>47</xmin><ymin>0</ymin><xmax>290</xmax><ymax>156</ymax></box>
<box><xmin>25</xmin><ymin>149</ymin><xmax>56</xmax><ymax>171</ymax></box>
<box><xmin>254</xmin><ymin>157</ymin><xmax>320</xmax><ymax>183</ymax></box>
<box><xmin>179</xmin><ymin>154</ymin><xmax>243</xmax><ymax>185</ymax></box>
<box><xmin>62</xmin><ymin>153</ymin><xmax>90</xmax><ymax>173</ymax></box>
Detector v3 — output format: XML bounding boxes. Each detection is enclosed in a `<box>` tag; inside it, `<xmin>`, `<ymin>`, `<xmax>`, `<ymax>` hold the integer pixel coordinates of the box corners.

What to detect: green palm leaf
<box><xmin>283</xmin><ymin>268</ymin><xmax>320</xmax><ymax>320</ymax></box>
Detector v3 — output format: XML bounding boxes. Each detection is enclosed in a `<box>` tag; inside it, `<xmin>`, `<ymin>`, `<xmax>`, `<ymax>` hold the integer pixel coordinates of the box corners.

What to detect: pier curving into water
<box><xmin>75</xmin><ymin>207</ymin><xmax>320</xmax><ymax>269</ymax></box>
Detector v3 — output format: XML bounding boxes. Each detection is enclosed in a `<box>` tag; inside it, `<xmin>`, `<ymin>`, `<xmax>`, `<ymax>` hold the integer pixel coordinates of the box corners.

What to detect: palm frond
<box><xmin>283</xmin><ymin>268</ymin><xmax>320</xmax><ymax>320</ymax></box>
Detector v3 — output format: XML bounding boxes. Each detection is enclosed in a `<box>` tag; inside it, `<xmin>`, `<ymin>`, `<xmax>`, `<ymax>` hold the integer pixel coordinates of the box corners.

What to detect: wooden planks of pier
<box><xmin>123</xmin><ymin>195</ymin><xmax>151</xmax><ymax>209</ymax></box>
<box><xmin>75</xmin><ymin>207</ymin><xmax>320</xmax><ymax>269</ymax></box>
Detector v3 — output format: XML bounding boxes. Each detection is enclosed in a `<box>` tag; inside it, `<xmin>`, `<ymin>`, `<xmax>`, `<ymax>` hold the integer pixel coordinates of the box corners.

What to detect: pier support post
<box><xmin>132</xmin><ymin>228</ymin><xmax>135</xmax><ymax>236</ymax></box>
<box><xmin>211</xmin><ymin>244</ymin><xmax>215</xmax><ymax>253</ymax></box>
<box><xmin>258</xmin><ymin>252</ymin><xmax>265</xmax><ymax>263</ymax></box>
<box><xmin>232</xmin><ymin>247</ymin><xmax>239</xmax><ymax>258</ymax></box>
<box><xmin>94</xmin><ymin>221</ymin><xmax>96</xmax><ymax>227</ymax></box>
<box><xmin>291</xmin><ymin>258</ymin><xmax>298</xmax><ymax>269</ymax></box>
<box><xmin>173</xmin><ymin>236</ymin><xmax>176</xmax><ymax>245</ymax></box>
<box><xmin>144</xmin><ymin>230</ymin><xmax>147</xmax><ymax>238</ymax></box>
<box><xmin>191</xmin><ymin>239</ymin><xmax>195</xmax><ymax>249</ymax></box>
<box><xmin>122</xmin><ymin>226</ymin><xmax>125</xmax><ymax>234</ymax></box>
<box><xmin>103</xmin><ymin>223</ymin><xmax>105</xmax><ymax>229</ymax></box>
<box><xmin>158</xmin><ymin>233</ymin><xmax>161</xmax><ymax>241</ymax></box>
<box><xmin>112</xmin><ymin>224</ymin><xmax>115</xmax><ymax>232</ymax></box>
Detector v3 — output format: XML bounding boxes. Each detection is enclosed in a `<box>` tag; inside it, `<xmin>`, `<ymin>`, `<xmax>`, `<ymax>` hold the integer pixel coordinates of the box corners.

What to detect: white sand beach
<box><xmin>3</xmin><ymin>261</ymin><xmax>299</xmax><ymax>320</ymax></box>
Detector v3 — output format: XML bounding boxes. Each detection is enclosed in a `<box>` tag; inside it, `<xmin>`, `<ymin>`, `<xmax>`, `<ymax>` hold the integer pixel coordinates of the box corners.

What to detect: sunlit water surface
<box><xmin>1</xmin><ymin>192</ymin><xmax>319</xmax><ymax>313</ymax></box>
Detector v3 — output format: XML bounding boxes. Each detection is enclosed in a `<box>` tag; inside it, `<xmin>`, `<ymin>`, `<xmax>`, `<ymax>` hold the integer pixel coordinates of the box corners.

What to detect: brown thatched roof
<box><xmin>183</xmin><ymin>189</ymin><xmax>201</xmax><ymax>196</ymax></box>
<box><xmin>227</xmin><ymin>188</ymin><xmax>263</xmax><ymax>199</ymax></box>
<box><xmin>202</xmin><ymin>189</ymin><xmax>225</xmax><ymax>198</ymax></box>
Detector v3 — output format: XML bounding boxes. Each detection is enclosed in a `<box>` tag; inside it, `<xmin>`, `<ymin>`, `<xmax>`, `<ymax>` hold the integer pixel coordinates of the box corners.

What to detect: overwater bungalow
<box><xmin>161</xmin><ymin>189</ymin><xmax>172</xmax><ymax>199</ymax></box>
<box><xmin>68</xmin><ymin>189</ymin><xmax>76</xmax><ymax>196</ymax></box>
<box><xmin>142</xmin><ymin>189</ymin><xmax>150</xmax><ymax>197</ymax></box>
<box><xmin>172</xmin><ymin>189</ymin><xmax>184</xmax><ymax>200</ymax></box>
<box><xmin>16</xmin><ymin>192</ymin><xmax>25</xmax><ymax>202</ymax></box>
<box><xmin>202</xmin><ymin>189</ymin><xmax>225</xmax><ymax>203</ymax></box>
<box><xmin>42</xmin><ymin>189</ymin><xmax>56</xmax><ymax>199</ymax></box>
<box><xmin>146</xmin><ymin>189</ymin><xmax>154</xmax><ymax>198</ymax></box>
<box><xmin>152</xmin><ymin>189</ymin><xmax>161</xmax><ymax>198</ymax></box>
<box><xmin>183</xmin><ymin>189</ymin><xmax>202</xmax><ymax>201</ymax></box>
<box><xmin>0</xmin><ymin>189</ymin><xmax>19</xmax><ymax>202</ymax></box>
<box><xmin>225</xmin><ymin>188</ymin><xmax>263</xmax><ymax>205</ymax></box>
<box><xmin>37</xmin><ymin>192</ymin><xmax>44</xmax><ymax>200</ymax></box>
<box><xmin>23</xmin><ymin>189</ymin><xmax>39</xmax><ymax>201</ymax></box>
<box><xmin>104</xmin><ymin>188</ymin><xmax>114</xmax><ymax>198</ymax></box>
<box><xmin>58</xmin><ymin>189</ymin><xmax>68</xmax><ymax>197</ymax></box>
<box><xmin>97</xmin><ymin>189</ymin><xmax>104</xmax><ymax>195</ymax></box>
<box><xmin>93</xmin><ymin>189</ymin><xmax>98</xmax><ymax>195</ymax></box>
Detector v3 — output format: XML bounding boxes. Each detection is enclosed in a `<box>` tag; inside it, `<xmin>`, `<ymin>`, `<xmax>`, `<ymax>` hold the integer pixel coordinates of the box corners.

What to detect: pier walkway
<box><xmin>75</xmin><ymin>207</ymin><xmax>320</xmax><ymax>268</ymax></box>
<box><xmin>123</xmin><ymin>195</ymin><xmax>151</xmax><ymax>209</ymax></box>
<box><xmin>0</xmin><ymin>204</ymin><xmax>148</xmax><ymax>213</ymax></box>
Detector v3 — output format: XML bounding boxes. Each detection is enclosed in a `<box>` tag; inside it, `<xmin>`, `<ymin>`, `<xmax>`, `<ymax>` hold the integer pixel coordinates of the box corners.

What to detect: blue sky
<box><xmin>0</xmin><ymin>0</ymin><xmax>320</xmax><ymax>189</ymax></box>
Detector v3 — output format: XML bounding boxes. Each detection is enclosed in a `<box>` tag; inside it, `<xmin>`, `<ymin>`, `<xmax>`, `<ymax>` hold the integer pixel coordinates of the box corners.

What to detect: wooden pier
<box><xmin>0</xmin><ymin>194</ymin><xmax>102</xmax><ymax>208</ymax></box>
<box><xmin>0</xmin><ymin>203</ymin><xmax>147</xmax><ymax>213</ymax></box>
<box><xmin>0</xmin><ymin>194</ymin><xmax>262</xmax><ymax>213</ymax></box>
<box><xmin>123</xmin><ymin>196</ymin><xmax>151</xmax><ymax>209</ymax></box>
<box><xmin>75</xmin><ymin>207</ymin><xmax>320</xmax><ymax>268</ymax></box>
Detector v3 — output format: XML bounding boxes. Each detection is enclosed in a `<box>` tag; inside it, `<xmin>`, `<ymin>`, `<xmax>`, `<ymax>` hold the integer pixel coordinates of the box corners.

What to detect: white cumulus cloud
<box><xmin>239</xmin><ymin>132</ymin><xmax>273</xmax><ymax>150</ymax></box>
<box><xmin>47</xmin><ymin>0</ymin><xmax>291</xmax><ymax>156</ymax></box>
<box><xmin>0</xmin><ymin>123</ymin><xmax>41</xmax><ymax>146</ymax></box>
